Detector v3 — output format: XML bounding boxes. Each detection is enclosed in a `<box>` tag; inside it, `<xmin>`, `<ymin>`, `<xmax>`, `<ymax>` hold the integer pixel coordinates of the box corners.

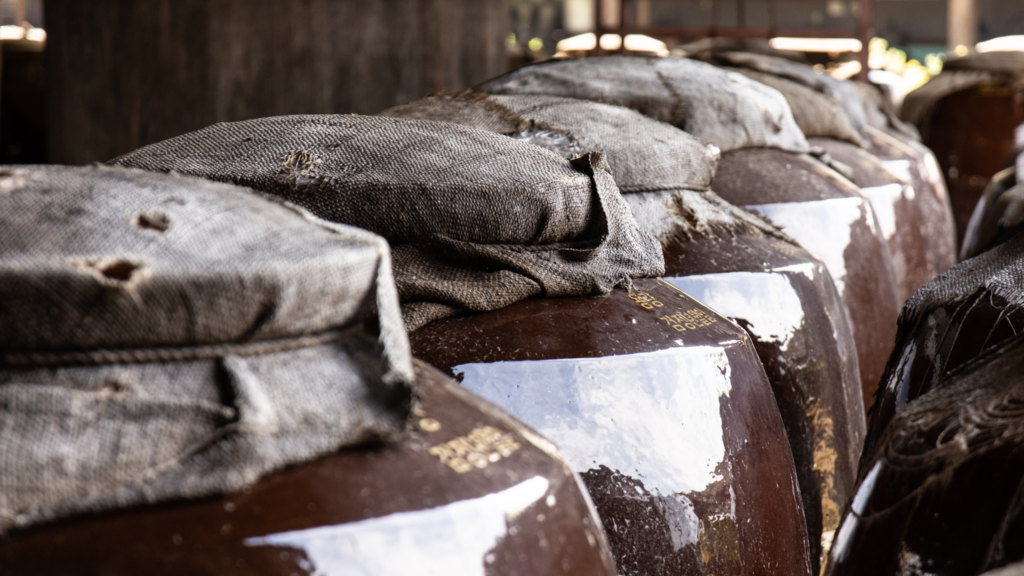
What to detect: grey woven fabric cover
<box><xmin>379</xmin><ymin>91</ymin><xmax>792</xmax><ymax>248</ymax></box>
<box><xmin>621</xmin><ymin>188</ymin><xmax>793</xmax><ymax>246</ymax></box>
<box><xmin>723</xmin><ymin>66</ymin><xmax>863</xmax><ymax>145</ymax></box>
<box><xmin>710</xmin><ymin>51</ymin><xmax>869</xmax><ymax>141</ymax></box>
<box><xmin>380</xmin><ymin>91</ymin><xmax>719</xmax><ymax>192</ymax></box>
<box><xmin>110</xmin><ymin>114</ymin><xmax>664</xmax><ymax>331</ymax></box>
<box><xmin>475</xmin><ymin>55</ymin><xmax>810</xmax><ymax>154</ymax></box>
<box><xmin>0</xmin><ymin>165</ymin><xmax>414</xmax><ymax>533</ymax></box>
<box><xmin>854</xmin><ymin>82</ymin><xmax>921</xmax><ymax>142</ymax></box>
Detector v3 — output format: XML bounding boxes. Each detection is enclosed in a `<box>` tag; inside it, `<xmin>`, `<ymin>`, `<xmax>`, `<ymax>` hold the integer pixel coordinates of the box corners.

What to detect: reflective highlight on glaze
<box><xmin>745</xmin><ymin>198</ymin><xmax>869</xmax><ymax>296</ymax></box>
<box><xmin>0</xmin><ymin>364</ymin><xmax>618</xmax><ymax>576</ymax></box>
<box><xmin>667</xmin><ymin>272</ymin><xmax>805</xmax><ymax>352</ymax></box>
<box><xmin>410</xmin><ymin>279</ymin><xmax>813</xmax><ymax>576</ymax></box>
<box><xmin>860</xmin><ymin>183</ymin><xmax>905</xmax><ymax>243</ymax></box>
<box><xmin>455</xmin><ymin>347</ymin><xmax>732</xmax><ymax>495</ymax></box>
<box><xmin>244</xmin><ymin>476</ymin><xmax>550</xmax><ymax>576</ymax></box>
<box><xmin>658</xmin><ymin>231</ymin><xmax>865</xmax><ymax>574</ymax></box>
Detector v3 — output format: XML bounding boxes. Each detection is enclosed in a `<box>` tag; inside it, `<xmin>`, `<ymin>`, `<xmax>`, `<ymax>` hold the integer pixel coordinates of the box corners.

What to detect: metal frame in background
<box><xmin>595</xmin><ymin>0</ymin><xmax>873</xmax><ymax>79</ymax></box>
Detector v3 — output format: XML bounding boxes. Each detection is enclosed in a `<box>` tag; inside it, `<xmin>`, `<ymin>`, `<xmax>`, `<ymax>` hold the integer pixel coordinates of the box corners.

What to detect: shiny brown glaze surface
<box><xmin>662</xmin><ymin>234</ymin><xmax>865</xmax><ymax>572</ymax></box>
<box><xmin>810</xmin><ymin>136</ymin><xmax>932</xmax><ymax>302</ymax></box>
<box><xmin>961</xmin><ymin>167</ymin><xmax>1021</xmax><ymax>260</ymax></box>
<box><xmin>827</xmin><ymin>334</ymin><xmax>1024</xmax><ymax>576</ymax></box>
<box><xmin>411</xmin><ymin>279</ymin><xmax>812</xmax><ymax>576</ymax></box>
<box><xmin>862</xmin><ymin>292</ymin><xmax>1024</xmax><ymax>466</ymax></box>
<box><xmin>0</xmin><ymin>363</ymin><xmax>617</xmax><ymax>576</ymax></box>
<box><xmin>863</xmin><ymin>125</ymin><xmax>957</xmax><ymax>276</ymax></box>
<box><xmin>924</xmin><ymin>83</ymin><xmax>1024</xmax><ymax>246</ymax></box>
<box><xmin>713</xmin><ymin>148</ymin><xmax>902</xmax><ymax>416</ymax></box>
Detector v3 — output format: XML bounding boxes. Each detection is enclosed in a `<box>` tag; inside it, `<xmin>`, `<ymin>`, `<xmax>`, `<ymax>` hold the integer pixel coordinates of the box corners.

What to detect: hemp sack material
<box><xmin>474</xmin><ymin>55</ymin><xmax>810</xmax><ymax>154</ymax></box>
<box><xmin>0</xmin><ymin>165</ymin><xmax>414</xmax><ymax>534</ymax></box>
<box><xmin>110</xmin><ymin>114</ymin><xmax>663</xmax><ymax>332</ymax></box>
<box><xmin>380</xmin><ymin>91</ymin><xmax>788</xmax><ymax>245</ymax></box>
<box><xmin>708</xmin><ymin>51</ymin><xmax>870</xmax><ymax>140</ymax></box>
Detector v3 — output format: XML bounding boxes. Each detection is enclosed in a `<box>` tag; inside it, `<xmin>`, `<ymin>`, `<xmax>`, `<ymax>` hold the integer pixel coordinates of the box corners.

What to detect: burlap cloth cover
<box><xmin>0</xmin><ymin>165</ymin><xmax>414</xmax><ymax>533</ymax></box>
<box><xmin>110</xmin><ymin>114</ymin><xmax>663</xmax><ymax>331</ymax></box>
<box><xmin>475</xmin><ymin>55</ymin><xmax>810</xmax><ymax>154</ymax></box>
<box><xmin>382</xmin><ymin>92</ymin><xmax>795</xmax><ymax>247</ymax></box>
<box><xmin>708</xmin><ymin>51</ymin><xmax>869</xmax><ymax>141</ymax></box>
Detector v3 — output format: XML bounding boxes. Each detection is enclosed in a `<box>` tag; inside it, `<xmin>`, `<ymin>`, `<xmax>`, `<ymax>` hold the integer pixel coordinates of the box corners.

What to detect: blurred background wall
<box><xmin>44</xmin><ymin>0</ymin><xmax>509</xmax><ymax>164</ymax></box>
<box><xmin>0</xmin><ymin>0</ymin><xmax>1021</xmax><ymax>165</ymax></box>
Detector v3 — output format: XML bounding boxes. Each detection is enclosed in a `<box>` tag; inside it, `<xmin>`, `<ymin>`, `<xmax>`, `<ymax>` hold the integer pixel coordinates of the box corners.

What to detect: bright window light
<box><xmin>769</xmin><ymin>37</ymin><xmax>863</xmax><ymax>53</ymax></box>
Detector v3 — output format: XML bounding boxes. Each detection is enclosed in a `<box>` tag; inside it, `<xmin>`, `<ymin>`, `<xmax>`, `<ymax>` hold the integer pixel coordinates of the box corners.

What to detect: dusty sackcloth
<box><xmin>380</xmin><ymin>91</ymin><xmax>792</xmax><ymax>247</ymax></box>
<box><xmin>853</xmin><ymin>81</ymin><xmax>921</xmax><ymax>142</ymax></box>
<box><xmin>706</xmin><ymin>51</ymin><xmax>869</xmax><ymax>140</ymax></box>
<box><xmin>861</xmin><ymin>231</ymin><xmax>1024</xmax><ymax>467</ymax></box>
<box><xmin>110</xmin><ymin>114</ymin><xmax>664</xmax><ymax>331</ymax></box>
<box><xmin>829</xmin><ymin>332</ymin><xmax>1024</xmax><ymax>575</ymax></box>
<box><xmin>720</xmin><ymin>65</ymin><xmax>863</xmax><ymax>146</ymax></box>
<box><xmin>475</xmin><ymin>55</ymin><xmax>810</xmax><ymax>154</ymax></box>
<box><xmin>0</xmin><ymin>165</ymin><xmax>415</xmax><ymax>534</ymax></box>
<box><xmin>675</xmin><ymin>37</ymin><xmax>810</xmax><ymax>64</ymax></box>
<box><xmin>380</xmin><ymin>91</ymin><xmax>719</xmax><ymax>193</ymax></box>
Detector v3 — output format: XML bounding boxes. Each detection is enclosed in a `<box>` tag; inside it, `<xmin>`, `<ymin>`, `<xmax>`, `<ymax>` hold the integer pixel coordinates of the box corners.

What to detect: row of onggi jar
<box><xmin>4</xmin><ymin>44</ymin><xmax>1024</xmax><ymax>576</ymax></box>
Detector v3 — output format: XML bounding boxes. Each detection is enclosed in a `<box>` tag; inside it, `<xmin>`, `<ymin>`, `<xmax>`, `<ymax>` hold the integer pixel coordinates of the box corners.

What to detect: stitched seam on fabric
<box><xmin>0</xmin><ymin>327</ymin><xmax>359</xmax><ymax>368</ymax></box>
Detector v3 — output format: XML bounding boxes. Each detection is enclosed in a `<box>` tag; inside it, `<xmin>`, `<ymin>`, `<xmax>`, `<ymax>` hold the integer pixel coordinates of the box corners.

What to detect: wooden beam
<box><xmin>45</xmin><ymin>0</ymin><xmax>510</xmax><ymax>165</ymax></box>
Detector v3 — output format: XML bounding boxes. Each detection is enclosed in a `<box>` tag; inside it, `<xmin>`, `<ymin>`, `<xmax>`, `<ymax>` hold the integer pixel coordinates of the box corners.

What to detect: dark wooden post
<box><xmin>857</xmin><ymin>0</ymin><xmax>873</xmax><ymax>81</ymax></box>
<box><xmin>45</xmin><ymin>0</ymin><xmax>509</xmax><ymax>165</ymax></box>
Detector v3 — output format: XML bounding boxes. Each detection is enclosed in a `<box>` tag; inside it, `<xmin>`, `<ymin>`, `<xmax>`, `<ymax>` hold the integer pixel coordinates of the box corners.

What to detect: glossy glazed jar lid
<box><xmin>0</xmin><ymin>165</ymin><xmax>413</xmax><ymax>534</ymax></box>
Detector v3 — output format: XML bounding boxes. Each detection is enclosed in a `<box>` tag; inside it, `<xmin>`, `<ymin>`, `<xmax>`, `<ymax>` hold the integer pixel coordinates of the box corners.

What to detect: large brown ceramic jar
<box><xmin>651</xmin><ymin>198</ymin><xmax>865</xmax><ymax>570</ymax></box>
<box><xmin>711</xmin><ymin>148</ymin><xmax>902</xmax><ymax>416</ymax></box>
<box><xmin>861</xmin><ymin>125</ymin><xmax>957</xmax><ymax>276</ymax></box>
<box><xmin>827</xmin><ymin>334</ymin><xmax>1024</xmax><ymax>575</ymax></box>
<box><xmin>961</xmin><ymin>142</ymin><xmax>1024</xmax><ymax>259</ymax></box>
<box><xmin>693</xmin><ymin>50</ymin><xmax>956</xmax><ymax>296</ymax></box>
<box><xmin>0</xmin><ymin>362</ymin><xmax>617</xmax><ymax>576</ymax></box>
<box><xmin>411</xmin><ymin>279</ymin><xmax>813</xmax><ymax>576</ymax></box>
<box><xmin>475</xmin><ymin>55</ymin><xmax>901</xmax><ymax>418</ymax></box>
<box><xmin>380</xmin><ymin>91</ymin><xmax>865</xmax><ymax>572</ymax></box>
<box><xmin>901</xmin><ymin>51</ymin><xmax>1024</xmax><ymax>246</ymax></box>
<box><xmin>860</xmin><ymin>232</ymin><xmax>1024</xmax><ymax>467</ymax></box>
<box><xmin>809</xmin><ymin>136</ymin><xmax>931</xmax><ymax>302</ymax></box>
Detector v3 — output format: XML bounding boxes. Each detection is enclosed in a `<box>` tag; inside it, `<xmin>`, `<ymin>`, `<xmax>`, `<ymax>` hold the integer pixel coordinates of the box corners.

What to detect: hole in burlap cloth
<box><xmin>133</xmin><ymin>212</ymin><xmax>170</xmax><ymax>232</ymax></box>
<box><xmin>74</xmin><ymin>258</ymin><xmax>150</xmax><ymax>287</ymax></box>
<box><xmin>279</xmin><ymin>150</ymin><xmax>322</xmax><ymax>177</ymax></box>
<box><xmin>0</xmin><ymin>168</ymin><xmax>30</xmax><ymax>194</ymax></box>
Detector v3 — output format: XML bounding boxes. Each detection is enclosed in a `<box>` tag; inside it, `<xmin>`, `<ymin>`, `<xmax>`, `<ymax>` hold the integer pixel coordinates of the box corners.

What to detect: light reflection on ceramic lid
<box><xmin>454</xmin><ymin>347</ymin><xmax>733</xmax><ymax>495</ymax></box>
<box><xmin>665</xmin><ymin>272</ymin><xmax>806</xmax><ymax>352</ymax></box>
<box><xmin>745</xmin><ymin>198</ymin><xmax>870</xmax><ymax>296</ymax></box>
<box><xmin>860</xmin><ymin>183</ymin><xmax>905</xmax><ymax>241</ymax></box>
<box><xmin>880</xmin><ymin>159</ymin><xmax>914</xmax><ymax>186</ymax></box>
<box><xmin>243</xmin><ymin>476</ymin><xmax>550</xmax><ymax>576</ymax></box>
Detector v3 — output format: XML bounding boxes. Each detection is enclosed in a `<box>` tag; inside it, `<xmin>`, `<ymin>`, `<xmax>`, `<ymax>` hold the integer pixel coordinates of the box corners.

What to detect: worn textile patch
<box><xmin>0</xmin><ymin>165</ymin><xmax>413</xmax><ymax>533</ymax></box>
<box><xmin>110</xmin><ymin>114</ymin><xmax>664</xmax><ymax>331</ymax></box>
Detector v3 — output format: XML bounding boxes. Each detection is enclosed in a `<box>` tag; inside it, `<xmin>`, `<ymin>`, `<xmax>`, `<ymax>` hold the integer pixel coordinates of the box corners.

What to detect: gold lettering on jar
<box><xmin>659</xmin><ymin>308</ymin><xmax>717</xmax><ymax>332</ymax></box>
<box><xmin>428</xmin><ymin>426</ymin><xmax>521</xmax><ymax>473</ymax></box>
<box><xmin>628</xmin><ymin>292</ymin><xmax>664</xmax><ymax>309</ymax></box>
